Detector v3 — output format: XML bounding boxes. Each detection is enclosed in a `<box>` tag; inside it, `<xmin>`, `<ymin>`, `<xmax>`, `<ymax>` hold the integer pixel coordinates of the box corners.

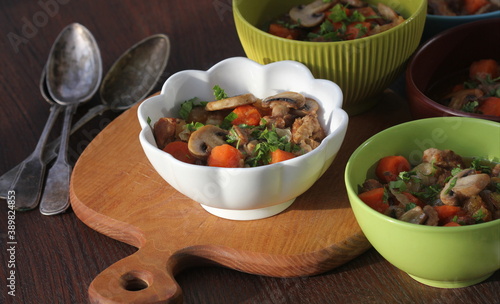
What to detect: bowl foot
<box><xmin>200</xmin><ymin>199</ymin><xmax>295</xmax><ymax>221</ymax></box>
<box><xmin>407</xmin><ymin>272</ymin><xmax>496</xmax><ymax>288</ymax></box>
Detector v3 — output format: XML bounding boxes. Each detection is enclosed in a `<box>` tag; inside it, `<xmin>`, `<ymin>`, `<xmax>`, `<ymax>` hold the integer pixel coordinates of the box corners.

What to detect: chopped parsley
<box><xmin>470</xmin><ymin>158</ymin><xmax>492</xmax><ymax>174</ymax></box>
<box><xmin>179</xmin><ymin>97</ymin><xmax>206</xmax><ymax>120</ymax></box>
<box><xmin>213</xmin><ymin>85</ymin><xmax>228</xmax><ymax>100</ymax></box>
<box><xmin>461</xmin><ymin>101</ymin><xmax>479</xmax><ymax>113</ymax></box>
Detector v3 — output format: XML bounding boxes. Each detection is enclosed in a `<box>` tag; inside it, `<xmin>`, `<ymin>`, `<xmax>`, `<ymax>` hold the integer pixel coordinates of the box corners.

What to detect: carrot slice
<box><xmin>402</xmin><ymin>192</ymin><xmax>426</xmax><ymax>209</ymax></box>
<box><xmin>478</xmin><ymin>97</ymin><xmax>500</xmax><ymax>117</ymax></box>
<box><xmin>163</xmin><ymin>141</ymin><xmax>196</xmax><ymax>164</ymax></box>
<box><xmin>434</xmin><ymin>205</ymin><xmax>461</xmax><ymax>222</ymax></box>
<box><xmin>345</xmin><ymin>22</ymin><xmax>371</xmax><ymax>40</ymax></box>
<box><xmin>207</xmin><ymin>144</ymin><xmax>243</xmax><ymax>168</ymax></box>
<box><xmin>358</xmin><ymin>187</ymin><xmax>389</xmax><ymax>213</ymax></box>
<box><xmin>443</xmin><ymin>221</ymin><xmax>461</xmax><ymax>227</ymax></box>
<box><xmin>375</xmin><ymin>155</ymin><xmax>411</xmax><ymax>183</ymax></box>
<box><xmin>464</xmin><ymin>0</ymin><xmax>489</xmax><ymax>14</ymax></box>
<box><xmin>270</xmin><ymin>149</ymin><xmax>296</xmax><ymax>164</ymax></box>
<box><xmin>231</xmin><ymin>105</ymin><xmax>262</xmax><ymax>126</ymax></box>
<box><xmin>469</xmin><ymin>59</ymin><xmax>499</xmax><ymax>80</ymax></box>
<box><xmin>268</xmin><ymin>23</ymin><xmax>301</xmax><ymax>40</ymax></box>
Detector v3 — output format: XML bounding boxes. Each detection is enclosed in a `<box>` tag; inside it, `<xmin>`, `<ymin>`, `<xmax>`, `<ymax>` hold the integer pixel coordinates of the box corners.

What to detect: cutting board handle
<box><xmin>88</xmin><ymin>245</ymin><xmax>181</xmax><ymax>304</ymax></box>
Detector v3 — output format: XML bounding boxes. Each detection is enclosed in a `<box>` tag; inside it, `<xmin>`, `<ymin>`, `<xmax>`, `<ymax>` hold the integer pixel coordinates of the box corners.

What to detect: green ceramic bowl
<box><xmin>233</xmin><ymin>0</ymin><xmax>426</xmax><ymax>115</ymax></box>
<box><xmin>345</xmin><ymin>117</ymin><xmax>500</xmax><ymax>288</ymax></box>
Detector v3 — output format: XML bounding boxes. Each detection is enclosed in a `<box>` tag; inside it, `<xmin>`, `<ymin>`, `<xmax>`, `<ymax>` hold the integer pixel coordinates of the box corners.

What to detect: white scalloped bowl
<box><xmin>137</xmin><ymin>57</ymin><xmax>348</xmax><ymax>220</ymax></box>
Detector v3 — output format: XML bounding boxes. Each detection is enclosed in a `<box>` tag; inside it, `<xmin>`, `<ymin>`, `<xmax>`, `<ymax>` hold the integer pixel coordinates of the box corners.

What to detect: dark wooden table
<box><xmin>0</xmin><ymin>1</ymin><xmax>498</xmax><ymax>303</ymax></box>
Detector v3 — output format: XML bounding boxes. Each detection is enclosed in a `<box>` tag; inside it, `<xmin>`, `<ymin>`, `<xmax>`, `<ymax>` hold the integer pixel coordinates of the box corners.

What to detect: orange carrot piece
<box><xmin>345</xmin><ymin>22</ymin><xmax>371</xmax><ymax>40</ymax></box>
<box><xmin>464</xmin><ymin>0</ymin><xmax>489</xmax><ymax>14</ymax></box>
<box><xmin>443</xmin><ymin>221</ymin><xmax>461</xmax><ymax>227</ymax></box>
<box><xmin>268</xmin><ymin>23</ymin><xmax>300</xmax><ymax>40</ymax></box>
<box><xmin>402</xmin><ymin>192</ymin><xmax>426</xmax><ymax>209</ymax></box>
<box><xmin>469</xmin><ymin>59</ymin><xmax>499</xmax><ymax>80</ymax></box>
<box><xmin>270</xmin><ymin>149</ymin><xmax>296</xmax><ymax>164</ymax></box>
<box><xmin>375</xmin><ymin>155</ymin><xmax>411</xmax><ymax>183</ymax></box>
<box><xmin>207</xmin><ymin>144</ymin><xmax>243</xmax><ymax>168</ymax></box>
<box><xmin>434</xmin><ymin>205</ymin><xmax>461</xmax><ymax>222</ymax></box>
<box><xmin>163</xmin><ymin>141</ymin><xmax>196</xmax><ymax>164</ymax></box>
<box><xmin>231</xmin><ymin>105</ymin><xmax>262</xmax><ymax>126</ymax></box>
<box><xmin>358</xmin><ymin>187</ymin><xmax>389</xmax><ymax>213</ymax></box>
<box><xmin>478</xmin><ymin>97</ymin><xmax>500</xmax><ymax>116</ymax></box>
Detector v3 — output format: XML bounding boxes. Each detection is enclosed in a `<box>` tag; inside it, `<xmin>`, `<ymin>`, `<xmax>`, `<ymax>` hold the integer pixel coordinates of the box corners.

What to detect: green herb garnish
<box><xmin>213</xmin><ymin>85</ymin><xmax>228</xmax><ymax>100</ymax></box>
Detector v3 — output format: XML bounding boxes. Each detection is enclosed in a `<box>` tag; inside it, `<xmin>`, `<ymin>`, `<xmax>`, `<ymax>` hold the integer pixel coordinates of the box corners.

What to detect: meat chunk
<box><xmin>423</xmin><ymin>205</ymin><xmax>439</xmax><ymax>226</ymax></box>
<box><xmin>362</xmin><ymin>179</ymin><xmax>384</xmax><ymax>192</ymax></box>
<box><xmin>422</xmin><ymin>148</ymin><xmax>465</xmax><ymax>170</ymax></box>
<box><xmin>291</xmin><ymin>114</ymin><xmax>326</xmax><ymax>152</ymax></box>
<box><xmin>154</xmin><ymin>117</ymin><xmax>183</xmax><ymax>150</ymax></box>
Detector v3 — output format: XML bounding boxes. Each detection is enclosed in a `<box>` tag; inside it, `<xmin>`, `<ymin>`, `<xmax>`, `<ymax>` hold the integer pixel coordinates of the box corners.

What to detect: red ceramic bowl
<box><xmin>406</xmin><ymin>18</ymin><xmax>500</xmax><ymax>122</ymax></box>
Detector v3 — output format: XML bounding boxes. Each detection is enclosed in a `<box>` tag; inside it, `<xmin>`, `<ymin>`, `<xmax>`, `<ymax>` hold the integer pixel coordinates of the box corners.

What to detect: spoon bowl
<box><xmin>100</xmin><ymin>34</ymin><xmax>170</xmax><ymax>111</ymax></box>
<box><xmin>46</xmin><ymin>23</ymin><xmax>102</xmax><ymax>105</ymax></box>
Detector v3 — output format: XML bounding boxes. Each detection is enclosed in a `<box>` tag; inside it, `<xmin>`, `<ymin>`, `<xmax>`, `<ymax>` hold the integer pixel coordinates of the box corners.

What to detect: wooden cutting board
<box><xmin>69</xmin><ymin>91</ymin><xmax>408</xmax><ymax>303</ymax></box>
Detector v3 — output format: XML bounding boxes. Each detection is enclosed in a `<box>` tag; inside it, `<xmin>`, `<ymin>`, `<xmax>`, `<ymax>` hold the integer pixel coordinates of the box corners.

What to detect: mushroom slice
<box><xmin>205</xmin><ymin>93</ymin><xmax>259</xmax><ymax>111</ymax></box>
<box><xmin>440</xmin><ymin>169</ymin><xmax>491</xmax><ymax>206</ymax></box>
<box><xmin>289</xmin><ymin>0</ymin><xmax>332</xmax><ymax>28</ymax></box>
<box><xmin>291</xmin><ymin>97</ymin><xmax>320</xmax><ymax>116</ymax></box>
<box><xmin>341</xmin><ymin>0</ymin><xmax>365</xmax><ymax>8</ymax></box>
<box><xmin>399</xmin><ymin>206</ymin><xmax>428</xmax><ymax>225</ymax></box>
<box><xmin>446</xmin><ymin>89</ymin><xmax>483</xmax><ymax>110</ymax></box>
<box><xmin>262</xmin><ymin>91</ymin><xmax>306</xmax><ymax>109</ymax></box>
<box><xmin>187</xmin><ymin>125</ymin><xmax>228</xmax><ymax>159</ymax></box>
<box><xmin>377</xmin><ymin>3</ymin><xmax>399</xmax><ymax>21</ymax></box>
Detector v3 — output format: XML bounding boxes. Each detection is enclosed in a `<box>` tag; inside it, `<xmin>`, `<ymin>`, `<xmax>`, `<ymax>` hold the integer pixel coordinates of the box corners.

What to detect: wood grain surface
<box><xmin>1</xmin><ymin>1</ymin><xmax>499</xmax><ymax>303</ymax></box>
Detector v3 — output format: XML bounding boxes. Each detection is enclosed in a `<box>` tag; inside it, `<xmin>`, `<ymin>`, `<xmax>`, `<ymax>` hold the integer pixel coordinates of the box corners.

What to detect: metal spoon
<box><xmin>0</xmin><ymin>34</ymin><xmax>170</xmax><ymax>200</ymax></box>
<box><xmin>39</xmin><ymin>23</ymin><xmax>102</xmax><ymax>215</ymax></box>
<box><xmin>7</xmin><ymin>67</ymin><xmax>63</xmax><ymax>211</ymax></box>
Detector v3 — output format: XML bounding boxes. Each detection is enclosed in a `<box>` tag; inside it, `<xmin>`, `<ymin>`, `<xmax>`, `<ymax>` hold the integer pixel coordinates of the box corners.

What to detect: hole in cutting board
<box><xmin>120</xmin><ymin>270</ymin><xmax>152</xmax><ymax>291</ymax></box>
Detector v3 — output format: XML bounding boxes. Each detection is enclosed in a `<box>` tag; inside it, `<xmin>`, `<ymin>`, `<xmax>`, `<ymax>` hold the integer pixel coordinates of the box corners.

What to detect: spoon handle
<box><xmin>11</xmin><ymin>104</ymin><xmax>63</xmax><ymax>211</ymax></box>
<box><xmin>0</xmin><ymin>103</ymin><xmax>109</xmax><ymax>199</ymax></box>
<box><xmin>39</xmin><ymin>103</ymin><xmax>78</xmax><ymax>215</ymax></box>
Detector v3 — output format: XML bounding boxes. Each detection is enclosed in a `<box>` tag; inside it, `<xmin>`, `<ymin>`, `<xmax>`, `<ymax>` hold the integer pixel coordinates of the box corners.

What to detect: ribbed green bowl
<box><xmin>233</xmin><ymin>0</ymin><xmax>427</xmax><ymax>115</ymax></box>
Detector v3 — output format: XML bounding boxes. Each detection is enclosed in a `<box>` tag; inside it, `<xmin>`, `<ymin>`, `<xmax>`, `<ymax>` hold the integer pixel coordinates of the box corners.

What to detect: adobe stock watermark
<box><xmin>212</xmin><ymin>0</ymin><xmax>232</xmax><ymax>22</ymax></box>
<box><xmin>6</xmin><ymin>191</ymin><xmax>17</xmax><ymax>297</ymax></box>
<box><xmin>7</xmin><ymin>0</ymin><xmax>71</xmax><ymax>53</ymax></box>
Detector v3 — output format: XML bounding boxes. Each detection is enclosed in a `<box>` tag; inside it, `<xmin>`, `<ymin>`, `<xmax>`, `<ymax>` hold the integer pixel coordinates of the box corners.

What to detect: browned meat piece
<box><xmin>154</xmin><ymin>117</ymin><xmax>182</xmax><ymax>150</ymax></box>
<box><xmin>291</xmin><ymin>114</ymin><xmax>326</xmax><ymax>153</ymax></box>
<box><xmin>262</xmin><ymin>115</ymin><xmax>286</xmax><ymax>129</ymax></box>
<box><xmin>424</xmin><ymin>205</ymin><xmax>439</xmax><ymax>226</ymax></box>
<box><xmin>480</xmin><ymin>190</ymin><xmax>500</xmax><ymax>220</ymax></box>
<box><xmin>422</xmin><ymin>148</ymin><xmax>465</xmax><ymax>170</ymax></box>
<box><xmin>362</xmin><ymin>179</ymin><xmax>384</xmax><ymax>192</ymax></box>
<box><xmin>492</xmin><ymin>164</ymin><xmax>500</xmax><ymax>177</ymax></box>
<box><xmin>384</xmin><ymin>205</ymin><xmax>405</xmax><ymax>219</ymax></box>
<box><xmin>463</xmin><ymin>195</ymin><xmax>492</xmax><ymax>222</ymax></box>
